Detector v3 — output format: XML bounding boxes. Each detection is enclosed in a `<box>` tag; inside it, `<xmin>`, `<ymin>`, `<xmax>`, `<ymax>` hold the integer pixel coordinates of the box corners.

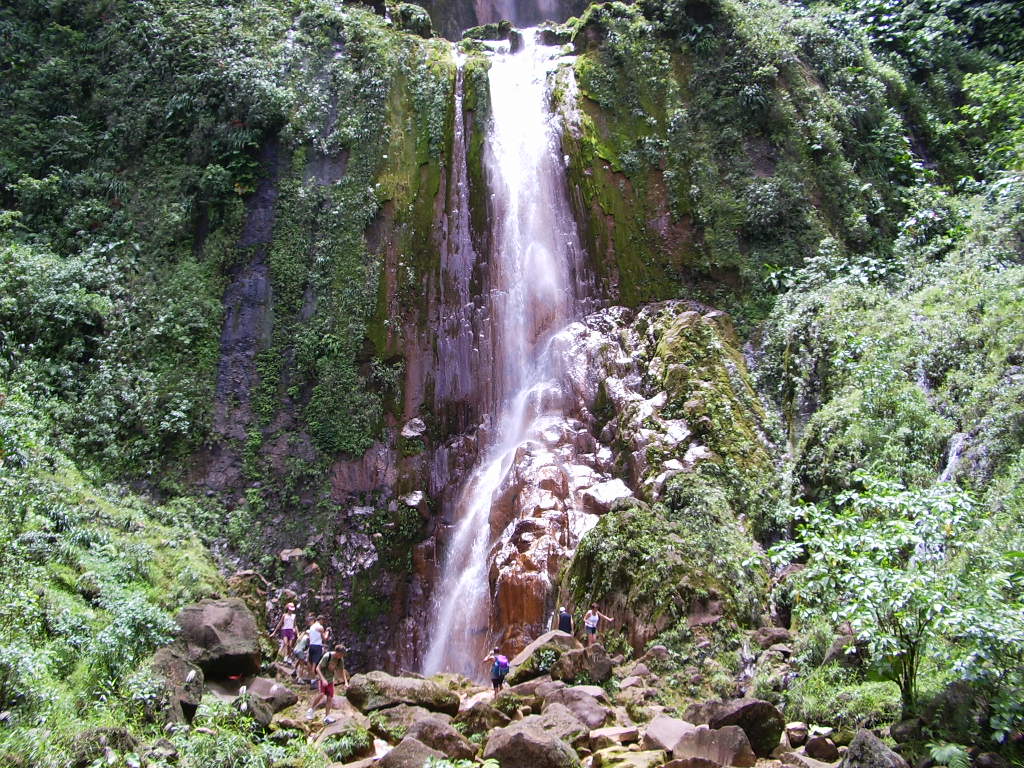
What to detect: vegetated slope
<box><xmin>1</xmin><ymin>0</ymin><xmax>1023</xmax><ymax>761</ymax></box>
<box><xmin>0</xmin><ymin>391</ymin><xmax>224</xmax><ymax>764</ymax></box>
<box><xmin>553</xmin><ymin>0</ymin><xmax>1024</xmax><ymax>750</ymax></box>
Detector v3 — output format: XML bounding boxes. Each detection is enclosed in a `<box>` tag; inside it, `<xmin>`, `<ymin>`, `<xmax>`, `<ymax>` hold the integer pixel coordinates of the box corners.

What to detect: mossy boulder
<box><xmin>346</xmin><ymin>671</ymin><xmax>459</xmax><ymax>715</ymax></box>
<box><xmin>395</xmin><ymin>3</ymin><xmax>433</xmax><ymax>38</ymax></box>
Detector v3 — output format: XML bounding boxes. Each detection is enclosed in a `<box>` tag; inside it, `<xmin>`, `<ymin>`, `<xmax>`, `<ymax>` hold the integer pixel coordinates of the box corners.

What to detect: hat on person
<box><xmin>559</xmin><ymin>606</ymin><xmax>566</xmax><ymax>612</ymax></box>
<box><xmin>286</xmin><ymin>602</ymin><xmax>295</xmax><ymax>610</ymax></box>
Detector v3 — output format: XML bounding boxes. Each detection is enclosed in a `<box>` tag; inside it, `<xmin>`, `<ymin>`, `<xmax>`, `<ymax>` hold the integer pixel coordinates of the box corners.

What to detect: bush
<box><xmin>784</xmin><ymin>663</ymin><xmax>901</xmax><ymax>729</ymax></box>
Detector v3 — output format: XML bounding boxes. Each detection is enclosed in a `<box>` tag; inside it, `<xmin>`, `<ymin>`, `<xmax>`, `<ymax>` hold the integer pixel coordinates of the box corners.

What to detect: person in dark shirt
<box><xmin>557</xmin><ymin>606</ymin><xmax>573</xmax><ymax>634</ymax></box>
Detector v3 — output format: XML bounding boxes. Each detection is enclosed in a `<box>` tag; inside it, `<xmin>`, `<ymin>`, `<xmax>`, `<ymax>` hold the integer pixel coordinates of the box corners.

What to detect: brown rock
<box><xmin>378</xmin><ymin>736</ymin><xmax>444</xmax><ymax>768</ymax></box>
<box><xmin>175</xmin><ymin>598</ymin><xmax>261</xmax><ymax>678</ymax></box>
<box><xmin>642</xmin><ymin>716</ymin><xmax>697</xmax><ymax>752</ymax></box>
<box><xmin>781</xmin><ymin>752</ymin><xmax>839</xmax><ymax>768</ymax></box>
<box><xmin>484</xmin><ymin>713</ymin><xmax>581</xmax><ymax>768</ymax></box>
<box><xmin>346</xmin><ymin>671</ymin><xmax>459</xmax><ymax>715</ymax></box>
<box><xmin>590</xmin><ymin>726</ymin><xmax>640</xmax><ymax>750</ymax></box>
<box><xmin>406</xmin><ymin>714</ymin><xmax>476</xmax><ymax>760</ymax></box>
<box><xmin>453</xmin><ymin>699</ymin><xmax>511</xmax><ymax>735</ymax></box>
<box><xmin>552</xmin><ymin>644</ymin><xmax>614</xmax><ymax>684</ymax></box>
<box><xmin>150</xmin><ymin>647</ymin><xmax>204</xmax><ymax>723</ymax></box>
<box><xmin>247</xmin><ymin>677</ymin><xmax>298</xmax><ymax>713</ymax></box>
<box><xmin>786</xmin><ymin>723</ymin><xmax>809</xmax><ymax>748</ymax></box>
<box><xmin>543</xmin><ymin>686</ymin><xmax>612</xmax><ymax>729</ymax></box>
<box><xmin>707</xmin><ymin>698</ymin><xmax>784</xmax><ymax>758</ymax></box>
<box><xmin>805</xmin><ymin>736</ymin><xmax>840</xmax><ymax>762</ymax></box>
<box><xmin>753</xmin><ymin>628</ymin><xmax>792</xmax><ymax>649</ymax></box>
<box><xmin>591</xmin><ymin>746</ymin><xmax>667</xmax><ymax>767</ymax></box>
<box><xmin>673</xmin><ymin>725</ymin><xmax>757</xmax><ymax>767</ymax></box>
<box><xmin>838</xmin><ymin>730</ymin><xmax>909</xmax><ymax>768</ymax></box>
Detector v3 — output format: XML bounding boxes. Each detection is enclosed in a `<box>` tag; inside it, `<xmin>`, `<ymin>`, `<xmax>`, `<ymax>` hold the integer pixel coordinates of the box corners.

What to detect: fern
<box><xmin>928</xmin><ymin>741</ymin><xmax>970</xmax><ymax>768</ymax></box>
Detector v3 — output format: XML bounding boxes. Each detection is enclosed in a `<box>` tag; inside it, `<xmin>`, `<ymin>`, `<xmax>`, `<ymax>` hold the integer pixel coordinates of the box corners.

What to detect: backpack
<box><xmin>492</xmin><ymin>655</ymin><xmax>509</xmax><ymax>678</ymax></box>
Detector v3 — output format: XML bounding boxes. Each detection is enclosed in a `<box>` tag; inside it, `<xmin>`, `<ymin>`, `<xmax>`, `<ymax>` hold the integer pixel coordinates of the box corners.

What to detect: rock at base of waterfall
<box><xmin>378</xmin><ymin>736</ymin><xmax>445</xmax><ymax>768</ymax></box>
<box><xmin>406</xmin><ymin>714</ymin><xmax>476</xmax><ymax>760</ymax></box>
<box><xmin>346</xmin><ymin>671</ymin><xmax>459</xmax><ymax>716</ymax></box>
<box><xmin>580</xmin><ymin>479</ymin><xmax>634</xmax><ymax>514</ymax></box>
<box><xmin>705</xmin><ymin>698</ymin><xmax>785</xmax><ymax>758</ymax></box>
<box><xmin>672</xmin><ymin>724</ymin><xmax>757</xmax><ymax>767</ymax></box>
<box><xmin>453</xmin><ymin>699</ymin><xmax>512</xmax><ymax>735</ymax></box>
<box><xmin>542</xmin><ymin>686</ymin><xmax>612</xmax><ymax>729</ymax></box>
<box><xmin>642</xmin><ymin>715</ymin><xmax>697</xmax><ymax>752</ymax></box>
<box><xmin>550</xmin><ymin>644</ymin><xmax>613</xmax><ymax>683</ymax></box>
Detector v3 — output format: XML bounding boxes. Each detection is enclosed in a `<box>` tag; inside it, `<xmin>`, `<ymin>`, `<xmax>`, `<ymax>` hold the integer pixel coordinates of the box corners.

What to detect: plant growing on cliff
<box><xmin>770</xmin><ymin>472</ymin><xmax>976</xmax><ymax>717</ymax></box>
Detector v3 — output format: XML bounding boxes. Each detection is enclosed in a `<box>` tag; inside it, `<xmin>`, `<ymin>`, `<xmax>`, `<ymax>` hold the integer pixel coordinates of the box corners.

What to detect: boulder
<box><xmin>889</xmin><ymin>718</ymin><xmax>923</xmax><ymax>744</ymax></box>
<box><xmin>247</xmin><ymin>676</ymin><xmax>299</xmax><ymax>713</ymax></box>
<box><xmin>590</xmin><ymin>726</ymin><xmax>640</xmax><ymax>750</ymax></box>
<box><xmin>378</xmin><ymin>736</ymin><xmax>444</xmax><ymax>768</ymax></box>
<box><xmin>839</xmin><ymin>729</ymin><xmax>909</xmax><ymax>768</ymax></box>
<box><xmin>642</xmin><ymin>716</ymin><xmax>697</xmax><ymax>752</ymax></box>
<box><xmin>346</xmin><ymin>671</ymin><xmax>459</xmax><ymax>715</ymax></box>
<box><xmin>591</xmin><ymin>746</ymin><xmax>667</xmax><ymax>767</ymax></box>
<box><xmin>543</xmin><ymin>686</ymin><xmax>612</xmax><ymax>729</ymax></box>
<box><xmin>406</xmin><ymin>714</ymin><xmax>476</xmax><ymax>760</ymax></box>
<box><xmin>805</xmin><ymin>736</ymin><xmax>840</xmax><ymax>762</ymax></box>
<box><xmin>369</xmin><ymin>703</ymin><xmax>438</xmax><ymax>741</ymax></box>
<box><xmin>707</xmin><ymin>698</ymin><xmax>784</xmax><ymax>758</ymax></box>
<box><xmin>508</xmin><ymin>631</ymin><xmax>582</xmax><ymax>685</ymax></box>
<box><xmin>454</xmin><ymin>699</ymin><xmax>511</xmax><ymax>735</ymax></box>
<box><xmin>484</xmin><ymin>712</ymin><xmax>582</xmax><ymax>768</ymax></box>
<box><xmin>664</xmin><ymin>759</ymin><xmax>721</xmax><ymax>768</ymax></box>
<box><xmin>233</xmin><ymin>693</ymin><xmax>273</xmax><ymax>728</ymax></box>
<box><xmin>150</xmin><ymin>646</ymin><xmax>204</xmax><ymax>723</ymax></box>
<box><xmin>753</xmin><ymin>627</ymin><xmax>792</xmax><ymax>649</ymax></box>
<box><xmin>975</xmin><ymin>754</ymin><xmax>1010</xmax><ymax>768</ymax></box>
<box><xmin>781</xmin><ymin>752</ymin><xmax>839</xmax><ymax>768</ymax></box>
<box><xmin>786</xmin><ymin>722</ymin><xmax>809</xmax><ymax>748</ymax></box>
<box><xmin>175</xmin><ymin>598</ymin><xmax>261</xmax><ymax>678</ymax></box>
<box><xmin>551</xmin><ymin>644</ymin><xmax>614</xmax><ymax>684</ymax></box>
<box><xmin>673</xmin><ymin>724</ymin><xmax>757</xmax><ymax>767</ymax></box>
<box><xmin>580</xmin><ymin>479</ymin><xmax>634</xmax><ymax>514</ymax></box>
<box><xmin>141</xmin><ymin>739</ymin><xmax>178</xmax><ymax>764</ymax></box>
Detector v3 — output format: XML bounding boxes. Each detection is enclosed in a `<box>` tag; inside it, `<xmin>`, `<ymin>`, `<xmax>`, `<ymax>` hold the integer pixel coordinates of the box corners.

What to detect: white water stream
<box><xmin>422</xmin><ymin>32</ymin><xmax>586</xmax><ymax>678</ymax></box>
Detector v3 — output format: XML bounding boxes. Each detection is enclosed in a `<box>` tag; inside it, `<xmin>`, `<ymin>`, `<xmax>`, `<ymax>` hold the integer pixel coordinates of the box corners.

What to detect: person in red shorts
<box><xmin>306</xmin><ymin>644</ymin><xmax>348</xmax><ymax>723</ymax></box>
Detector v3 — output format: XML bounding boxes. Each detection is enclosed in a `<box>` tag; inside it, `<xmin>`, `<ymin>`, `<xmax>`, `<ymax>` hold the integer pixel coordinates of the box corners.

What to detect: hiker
<box><xmin>306</xmin><ymin>614</ymin><xmax>326</xmax><ymax>685</ymax></box>
<box><xmin>556</xmin><ymin>605</ymin><xmax>573</xmax><ymax>634</ymax></box>
<box><xmin>306</xmin><ymin>643</ymin><xmax>349</xmax><ymax>724</ymax></box>
<box><xmin>271</xmin><ymin>602</ymin><xmax>298</xmax><ymax>660</ymax></box>
<box><xmin>483</xmin><ymin>646</ymin><xmax>509</xmax><ymax>695</ymax></box>
<box><xmin>292</xmin><ymin>628</ymin><xmax>312</xmax><ymax>682</ymax></box>
<box><xmin>583</xmin><ymin>603</ymin><xmax>613</xmax><ymax>645</ymax></box>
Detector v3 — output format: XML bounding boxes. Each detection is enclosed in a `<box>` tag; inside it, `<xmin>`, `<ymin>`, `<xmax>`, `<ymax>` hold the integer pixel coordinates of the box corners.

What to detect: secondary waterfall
<box><xmin>422</xmin><ymin>32</ymin><xmax>587</xmax><ymax>678</ymax></box>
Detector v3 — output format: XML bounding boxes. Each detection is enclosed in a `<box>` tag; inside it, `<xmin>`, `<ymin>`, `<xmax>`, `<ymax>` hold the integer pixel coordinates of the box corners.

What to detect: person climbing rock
<box><xmin>292</xmin><ymin>627</ymin><xmax>311</xmax><ymax>682</ymax></box>
<box><xmin>483</xmin><ymin>646</ymin><xmax>509</xmax><ymax>695</ymax></box>
<box><xmin>271</xmin><ymin>602</ymin><xmax>298</xmax><ymax>660</ymax></box>
<box><xmin>557</xmin><ymin>605</ymin><xmax>573</xmax><ymax>634</ymax></box>
<box><xmin>306</xmin><ymin>643</ymin><xmax>349</xmax><ymax>724</ymax></box>
<box><xmin>584</xmin><ymin>603</ymin><xmax>613</xmax><ymax>645</ymax></box>
<box><xmin>306</xmin><ymin>614</ymin><xmax>326</xmax><ymax>686</ymax></box>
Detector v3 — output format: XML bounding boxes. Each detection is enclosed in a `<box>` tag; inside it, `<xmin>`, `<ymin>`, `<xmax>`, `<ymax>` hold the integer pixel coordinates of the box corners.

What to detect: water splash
<box><xmin>422</xmin><ymin>32</ymin><xmax>586</xmax><ymax>679</ymax></box>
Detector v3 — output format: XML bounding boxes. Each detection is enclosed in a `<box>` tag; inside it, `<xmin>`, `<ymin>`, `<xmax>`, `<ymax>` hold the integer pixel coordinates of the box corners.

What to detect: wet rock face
<box><xmin>466</xmin><ymin>301</ymin><xmax>773</xmax><ymax>657</ymax></box>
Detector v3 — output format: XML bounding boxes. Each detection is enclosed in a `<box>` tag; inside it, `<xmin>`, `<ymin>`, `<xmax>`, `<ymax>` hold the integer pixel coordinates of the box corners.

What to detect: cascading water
<box><xmin>422</xmin><ymin>32</ymin><xmax>588</xmax><ymax>679</ymax></box>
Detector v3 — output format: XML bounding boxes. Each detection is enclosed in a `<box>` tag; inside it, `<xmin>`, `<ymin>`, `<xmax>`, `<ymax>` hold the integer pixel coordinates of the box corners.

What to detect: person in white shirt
<box><xmin>583</xmin><ymin>603</ymin><xmax>613</xmax><ymax>646</ymax></box>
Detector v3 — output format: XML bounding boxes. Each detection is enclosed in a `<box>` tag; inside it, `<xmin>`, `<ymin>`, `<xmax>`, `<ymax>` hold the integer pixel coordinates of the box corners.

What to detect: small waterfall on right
<box><xmin>422</xmin><ymin>32</ymin><xmax>588</xmax><ymax>679</ymax></box>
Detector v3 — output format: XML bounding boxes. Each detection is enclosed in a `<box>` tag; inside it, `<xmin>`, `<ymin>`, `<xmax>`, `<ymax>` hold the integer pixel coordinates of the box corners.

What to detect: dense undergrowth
<box><xmin>1</xmin><ymin>0</ymin><xmax>1023</xmax><ymax>761</ymax></box>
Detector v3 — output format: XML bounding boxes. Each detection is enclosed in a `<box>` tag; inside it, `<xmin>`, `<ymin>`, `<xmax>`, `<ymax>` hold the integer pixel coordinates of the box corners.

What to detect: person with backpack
<box><xmin>483</xmin><ymin>646</ymin><xmax>509</xmax><ymax>695</ymax></box>
<box><xmin>584</xmin><ymin>603</ymin><xmax>613</xmax><ymax>646</ymax></box>
<box><xmin>306</xmin><ymin>643</ymin><xmax>349</xmax><ymax>723</ymax></box>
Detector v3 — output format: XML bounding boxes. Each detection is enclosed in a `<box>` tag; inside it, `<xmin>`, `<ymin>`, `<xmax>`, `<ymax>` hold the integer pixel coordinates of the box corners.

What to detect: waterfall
<box><xmin>422</xmin><ymin>32</ymin><xmax>587</xmax><ymax>679</ymax></box>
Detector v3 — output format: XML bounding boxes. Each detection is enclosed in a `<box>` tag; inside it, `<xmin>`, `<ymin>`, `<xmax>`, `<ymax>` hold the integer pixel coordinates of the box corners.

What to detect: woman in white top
<box><xmin>583</xmin><ymin>603</ymin><xmax>613</xmax><ymax>646</ymax></box>
<box><xmin>272</xmin><ymin>602</ymin><xmax>298</xmax><ymax>659</ymax></box>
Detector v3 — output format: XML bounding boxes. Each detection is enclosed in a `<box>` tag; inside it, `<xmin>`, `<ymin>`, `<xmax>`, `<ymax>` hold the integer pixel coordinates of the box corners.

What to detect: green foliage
<box><xmin>929</xmin><ymin>742</ymin><xmax>971</xmax><ymax>768</ymax></box>
<box><xmin>784</xmin><ymin>663</ymin><xmax>901</xmax><ymax>729</ymax></box>
<box><xmin>958</xmin><ymin>63</ymin><xmax>1024</xmax><ymax>175</ymax></box>
<box><xmin>770</xmin><ymin>473</ymin><xmax>978</xmax><ymax>715</ymax></box>
<box><xmin>322</xmin><ymin>724</ymin><xmax>372</xmax><ymax>762</ymax></box>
